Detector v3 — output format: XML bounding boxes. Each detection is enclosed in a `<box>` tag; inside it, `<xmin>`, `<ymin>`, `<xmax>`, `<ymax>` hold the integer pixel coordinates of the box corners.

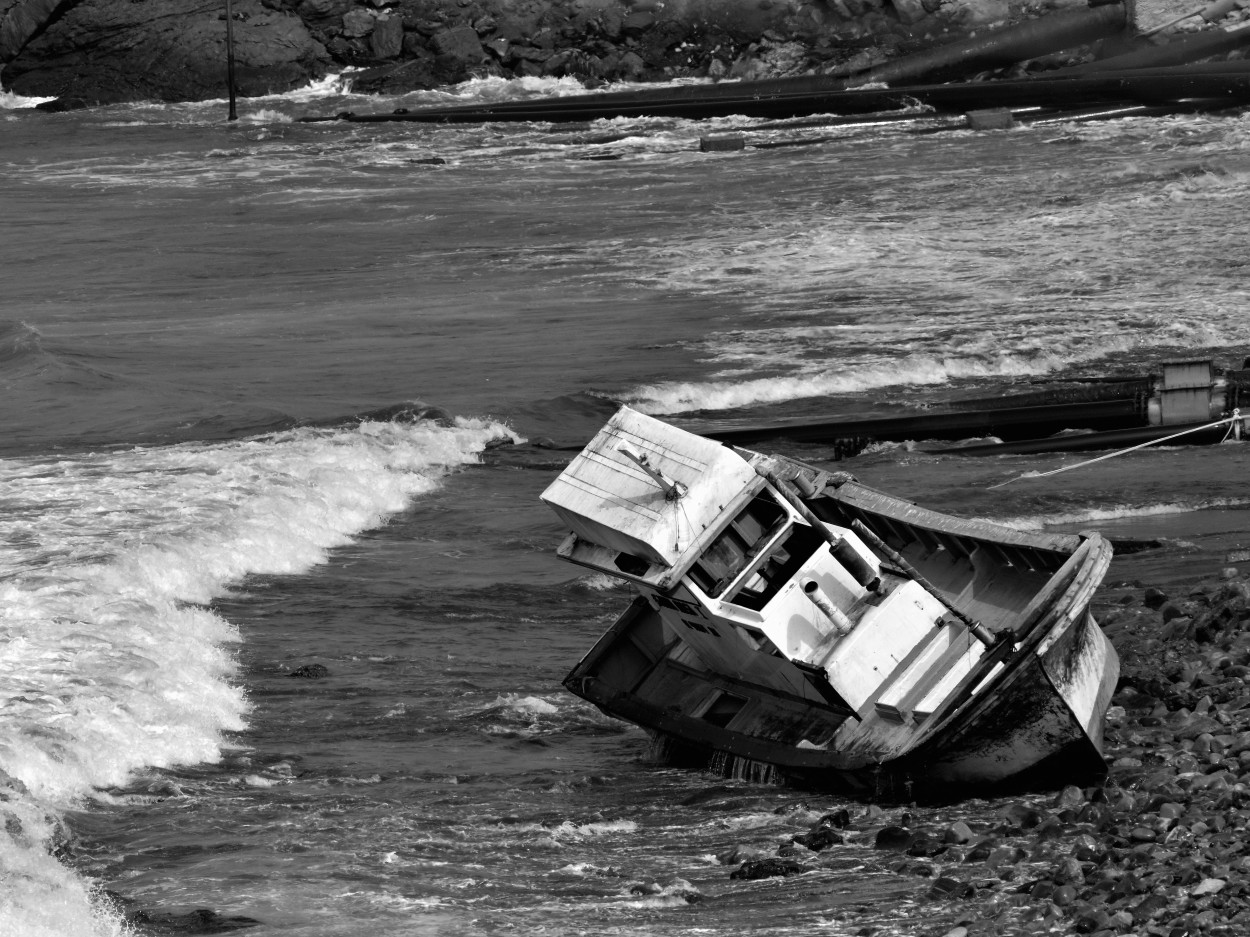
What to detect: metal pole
<box><xmin>224</xmin><ymin>0</ymin><xmax>238</xmax><ymax>121</ymax></box>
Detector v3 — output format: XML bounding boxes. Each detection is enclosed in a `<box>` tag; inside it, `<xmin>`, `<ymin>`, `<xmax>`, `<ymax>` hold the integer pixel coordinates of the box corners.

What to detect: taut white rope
<box><xmin>989</xmin><ymin>409</ymin><xmax>1243</xmax><ymax>489</ymax></box>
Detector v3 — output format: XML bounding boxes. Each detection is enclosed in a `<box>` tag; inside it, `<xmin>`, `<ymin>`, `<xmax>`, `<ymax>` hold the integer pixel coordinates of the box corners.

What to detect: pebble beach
<box><xmin>713</xmin><ymin>566</ymin><xmax>1250</xmax><ymax>937</ymax></box>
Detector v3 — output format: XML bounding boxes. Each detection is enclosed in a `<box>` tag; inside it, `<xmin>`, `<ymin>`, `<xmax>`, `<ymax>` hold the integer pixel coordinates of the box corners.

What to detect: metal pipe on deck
<box><xmin>802</xmin><ymin>579</ymin><xmax>855</xmax><ymax>636</ymax></box>
<box><xmin>763</xmin><ymin>470</ymin><xmax>882</xmax><ymax>593</ymax></box>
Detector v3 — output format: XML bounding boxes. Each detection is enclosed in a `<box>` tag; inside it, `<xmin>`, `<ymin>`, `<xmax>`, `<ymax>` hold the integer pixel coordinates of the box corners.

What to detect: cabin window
<box><xmin>726</xmin><ymin>522</ymin><xmax>826</xmax><ymax>611</ymax></box>
<box><xmin>614</xmin><ymin>552</ymin><xmax>650</xmax><ymax>576</ymax></box>
<box><xmin>681</xmin><ymin>618</ymin><xmax>720</xmax><ymax>637</ymax></box>
<box><xmin>686</xmin><ymin>494</ymin><xmax>788</xmax><ymax>596</ymax></box>
<box><xmin>699</xmin><ymin>691</ymin><xmax>747</xmax><ymax>728</ymax></box>
<box><xmin>654</xmin><ymin>594</ymin><xmax>701</xmax><ymax>616</ymax></box>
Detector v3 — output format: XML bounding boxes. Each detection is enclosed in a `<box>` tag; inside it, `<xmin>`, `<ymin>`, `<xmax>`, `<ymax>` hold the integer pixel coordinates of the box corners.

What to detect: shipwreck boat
<box><xmin>542</xmin><ymin>407</ymin><xmax>1119</xmax><ymax>800</ymax></box>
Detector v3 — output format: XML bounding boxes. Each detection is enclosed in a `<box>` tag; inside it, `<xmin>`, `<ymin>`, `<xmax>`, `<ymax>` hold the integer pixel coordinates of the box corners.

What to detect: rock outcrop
<box><xmin>2</xmin><ymin>0</ymin><xmax>329</xmax><ymax>103</ymax></box>
<box><xmin>0</xmin><ymin>0</ymin><xmax>1087</xmax><ymax>105</ymax></box>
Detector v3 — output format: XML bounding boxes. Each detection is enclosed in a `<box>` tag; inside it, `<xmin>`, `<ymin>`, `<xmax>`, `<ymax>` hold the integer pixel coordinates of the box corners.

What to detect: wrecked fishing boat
<box><xmin>543</xmin><ymin>407</ymin><xmax>1118</xmax><ymax>799</ymax></box>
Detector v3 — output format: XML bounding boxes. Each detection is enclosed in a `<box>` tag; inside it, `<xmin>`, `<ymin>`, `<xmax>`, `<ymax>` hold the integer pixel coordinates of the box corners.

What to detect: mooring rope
<box><xmin>988</xmin><ymin>409</ymin><xmax>1243</xmax><ymax>489</ymax></box>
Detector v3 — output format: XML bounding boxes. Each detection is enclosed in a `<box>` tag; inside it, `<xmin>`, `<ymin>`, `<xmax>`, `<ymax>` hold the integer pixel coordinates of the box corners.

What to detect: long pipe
<box><xmin>848</xmin><ymin>2</ymin><xmax>1127</xmax><ymax>87</ymax></box>
<box><xmin>762</xmin><ymin>469</ymin><xmax>881</xmax><ymax>593</ymax></box>
<box><xmin>1074</xmin><ymin>19</ymin><xmax>1250</xmax><ymax>71</ymax></box>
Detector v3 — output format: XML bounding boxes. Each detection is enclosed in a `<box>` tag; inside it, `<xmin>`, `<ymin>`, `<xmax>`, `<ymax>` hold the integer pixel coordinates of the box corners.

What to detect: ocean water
<box><xmin>2</xmin><ymin>75</ymin><xmax>1249</xmax><ymax>936</ymax></box>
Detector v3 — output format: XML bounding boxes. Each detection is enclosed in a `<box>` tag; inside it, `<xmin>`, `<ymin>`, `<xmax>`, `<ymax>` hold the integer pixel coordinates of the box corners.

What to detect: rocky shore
<box><xmin>714</xmin><ymin>567</ymin><xmax>1250</xmax><ymax>936</ymax></box>
<box><xmin>0</xmin><ymin>0</ymin><xmax>1114</xmax><ymax>106</ymax></box>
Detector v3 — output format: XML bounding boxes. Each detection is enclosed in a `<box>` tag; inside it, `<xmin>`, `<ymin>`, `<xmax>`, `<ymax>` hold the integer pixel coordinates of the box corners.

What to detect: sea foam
<box><xmin>0</xmin><ymin>415</ymin><xmax>515</xmax><ymax>935</ymax></box>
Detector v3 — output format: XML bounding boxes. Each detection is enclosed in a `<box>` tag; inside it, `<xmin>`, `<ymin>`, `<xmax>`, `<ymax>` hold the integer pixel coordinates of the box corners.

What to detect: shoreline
<box><xmin>2</xmin><ymin>0</ymin><xmax>1244</xmax><ymax>108</ymax></box>
<box><xmin>716</xmin><ymin>563</ymin><xmax>1250</xmax><ymax>936</ymax></box>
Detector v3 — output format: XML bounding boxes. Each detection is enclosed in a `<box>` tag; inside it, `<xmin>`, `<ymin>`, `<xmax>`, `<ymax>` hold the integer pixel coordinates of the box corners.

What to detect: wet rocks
<box><xmin>793</xmin><ymin>824</ymin><xmax>844</xmax><ymax>851</ymax></box>
<box><xmin>3</xmin><ymin>0</ymin><xmax>331</xmax><ymax>105</ymax></box>
<box><xmin>874</xmin><ymin>825</ymin><xmax>915</xmax><ymax>851</ymax></box>
<box><xmin>288</xmin><ymin>663</ymin><xmax>329</xmax><ymax>678</ymax></box>
<box><xmin>722</xmin><ymin>569</ymin><xmax>1250</xmax><ymax>937</ymax></box>
<box><xmin>0</xmin><ymin>0</ymin><xmax>1105</xmax><ymax>105</ymax></box>
<box><xmin>730</xmin><ymin>857</ymin><xmax>808</xmax><ymax>880</ymax></box>
<box><xmin>102</xmin><ymin>898</ymin><xmax>263</xmax><ymax>934</ymax></box>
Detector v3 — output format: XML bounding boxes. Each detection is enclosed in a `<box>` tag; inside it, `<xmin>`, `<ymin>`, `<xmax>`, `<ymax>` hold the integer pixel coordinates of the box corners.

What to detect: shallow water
<box><xmin>2</xmin><ymin>77</ymin><xmax>1249</xmax><ymax>936</ymax></box>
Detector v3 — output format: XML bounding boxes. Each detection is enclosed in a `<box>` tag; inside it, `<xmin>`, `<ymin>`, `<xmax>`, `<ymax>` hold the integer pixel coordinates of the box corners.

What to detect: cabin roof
<box><xmin>541</xmin><ymin>407</ymin><xmax>763</xmax><ymax>568</ymax></box>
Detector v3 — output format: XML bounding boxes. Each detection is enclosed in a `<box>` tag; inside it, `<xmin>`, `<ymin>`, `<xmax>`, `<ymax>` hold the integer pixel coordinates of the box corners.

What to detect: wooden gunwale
<box><xmin>821</xmin><ymin>480</ymin><xmax>1080</xmax><ymax>559</ymax></box>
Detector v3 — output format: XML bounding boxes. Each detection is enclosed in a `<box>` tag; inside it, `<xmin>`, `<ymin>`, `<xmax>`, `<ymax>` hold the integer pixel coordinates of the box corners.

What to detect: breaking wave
<box><xmin>0</xmin><ymin>416</ymin><xmax>516</xmax><ymax>935</ymax></box>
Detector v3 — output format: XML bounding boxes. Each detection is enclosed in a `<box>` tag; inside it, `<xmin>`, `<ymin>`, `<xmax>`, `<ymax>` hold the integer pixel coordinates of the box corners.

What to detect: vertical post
<box><xmin>224</xmin><ymin>0</ymin><xmax>238</xmax><ymax>121</ymax></box>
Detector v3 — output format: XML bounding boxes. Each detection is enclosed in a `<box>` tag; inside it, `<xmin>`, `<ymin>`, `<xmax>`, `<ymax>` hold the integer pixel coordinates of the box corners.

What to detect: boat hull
<box><xmin>566</xmin><ymin>602</ymin><xmax>1116</xmax><ymax>800</ymax></box>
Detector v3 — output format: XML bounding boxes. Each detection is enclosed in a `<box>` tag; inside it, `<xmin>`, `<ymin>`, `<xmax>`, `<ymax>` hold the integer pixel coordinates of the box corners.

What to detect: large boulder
<box><xmin>2</xmin><ymin>0</ymin><xmax>330</xmax><ymax>104</ymax></box>
<box><xmin>430</xmin><ymin>23</ymin><xmax>488</xmax><ymax>82</ymax></box>
<box><xmin>0</xmin><ymin>0</ymin><xmax>61</xmax><ymax>62</ymax></box>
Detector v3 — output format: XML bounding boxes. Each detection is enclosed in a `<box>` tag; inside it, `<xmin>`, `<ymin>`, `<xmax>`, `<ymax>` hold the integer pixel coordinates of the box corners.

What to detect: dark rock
<box><xmin>430</xmin><ymin>23</ymin><xmax>487</xmax><ymax>82</ymax></box>
<box><xmin>1133</xmin><ymin>893</ymin><xmax>1170</xmax><ymax>919</ymax></box>
<box><xmin>928</xmin><ymin>876</ymin><xmax>975</xmax><ymax>899</ymax></box>
<box><xmin>4</xmin><ymin>0</ymin><xmax>330</xmax><ymax>104</ymax></box>
<box><xmin>1052</xmin><ymin>883</ymin><xmax>1079</xmax><ymax>906</ymax></box>
<box><xmin>1144</xmin><ymin>587</ymin><xmax>1169</xmax><ymax>610</ymax></box>
<box><xmin>341</xmin><ymin>8</ymin><xmax>376</xmax><ymax>39</ymax></box>
<box><xmin>963</xmin><ymin>839</ymin><xmax>997</xmax><ymax>863</ymax></box>
<box><xmin>1036</xmin><ymin>819</ymin><xmax>1066</xmax><ymax>841</ymax></box>
<box><xmin>822</xmin><ymin>808</ymin><xmax>852</xmax><ymax>829</ymax></box>
<box><xmin>1054</xmin><ymin>784</ymin><xmax>1086</xmax><ymax>807</ymax></box>
<box><xmin>0</xmin><ymin>0</ymin><xmax>1178</xmax><ymax>107</ymax></box>
<box><xmin>540</xmin><ymin>48</ymin><xmax>603</xmax><ymax>80</ymax></box>
<box><xmin>906</xmin><ymin>831</ymin><xmax>946</xmax><ymax>858</ymax></box>
<box><xmin>1072</xmin><ymin>906</ymin><xmax>1110</xmax><ymax>933</ymax></box>
<box><xmin>370</xmin><ymin>13</ymin><xmax>403</xmax><ymax>59</ymax></box>
<box><xmin>985</xmin><ymin>845</ymin><xmax>1026</xmax><ymax>868</ymax></box>
<box><xmin>297</xmin><ymin>0</ymin><xmax>351</xmax><ymax>31</ymax></box>
<box><xmin>122</xmin><ymin>907</ymin><xmax>262</xmax><ymax>933</ymax></box>
<box><xmin>874</xmin><ymin>826</ymin><xmax>915</xmax><ymax>851</ymax></box>
<box><xmin>621</xmin><ymin>11</ymin><xmax>656</xmax><ymax>35</ymax></box>
<box><xmin>289</xmin><ymin>664</ymin><xmax>329</xmax><ymax>679</ymax></box>
<box><xmin>1052</xmin><ymin>856</ymin><xmax>1086</xmax><ymax>885</ymax></box>
<box><xmin>432</xmin><ymin>23</ymin><xmax>485</xmax><ymax>58</ymax></box>
<box><xmin>1005</xmin><ymin>804</ymin><xmax>1044</xmax><ymax>829</ymax></box>
<box><xmin>944</xmin><ymin>820</ymin><xmax>975</xmax><ymax>844</ymax></box>
<box><xmin>730</xmin><ymin>857</ymin><xmax>807</xmax><ymax>880</ymax></box>
<box><xmin>793</xmin><ymin>827</ymin><xmax>844</xmax><ymax>851</ymax></box>
<box><xmin>1160</xmin><ymin>602</ymin><xmax>1187</xmax><ymax>624</ymax></box>
<box><xmin>0</xmin><ymin>0</ymin><xmax>62</xmax><ymax>62</ymax></box>
<box><xmin>717</xmin><ymin>844</ymin><xmax>769</xmax><ymax>865</ymax></box>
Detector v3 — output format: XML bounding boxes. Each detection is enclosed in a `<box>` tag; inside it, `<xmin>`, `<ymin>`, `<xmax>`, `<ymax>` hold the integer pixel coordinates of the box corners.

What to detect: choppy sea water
<box><xmin>2</xmin><ymin>74</ymin><xmax>1249</xmax><ymax>936</ymax></box>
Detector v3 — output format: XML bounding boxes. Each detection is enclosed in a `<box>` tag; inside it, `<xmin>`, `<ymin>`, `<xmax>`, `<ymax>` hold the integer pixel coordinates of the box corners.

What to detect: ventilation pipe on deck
<box><xmin>763</xmin><ymin>469</ymin><xmax>881</xmax><ymax>593</ymax></box>
<box><xmin>802</xmin><ymin>578</ymin><xmax>855</xmax><ymax>637</ymax></box>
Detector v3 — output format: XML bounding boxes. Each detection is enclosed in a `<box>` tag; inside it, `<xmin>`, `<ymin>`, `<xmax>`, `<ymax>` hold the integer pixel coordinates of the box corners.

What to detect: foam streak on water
<box><xmin>608</xmin><ymin>134</ymin><xmax>1250</xmax><ymax>414</ymax></box>
<box><xmin>0</xmin><ymin>417</ymin><xmax>513</xmax><ymax>935</ymax></box>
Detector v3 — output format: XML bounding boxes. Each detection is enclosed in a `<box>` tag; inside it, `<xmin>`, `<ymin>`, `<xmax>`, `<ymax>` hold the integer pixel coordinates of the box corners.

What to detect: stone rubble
<box><xmin>723</xmin><ymin>568</ymin><xmax>1250</xmax><ymax>936</ymax></box>
<box><xmin>4</xmin><ymin>0</ymin><xmax>1248</xmax><ymax>105</ymax></box>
